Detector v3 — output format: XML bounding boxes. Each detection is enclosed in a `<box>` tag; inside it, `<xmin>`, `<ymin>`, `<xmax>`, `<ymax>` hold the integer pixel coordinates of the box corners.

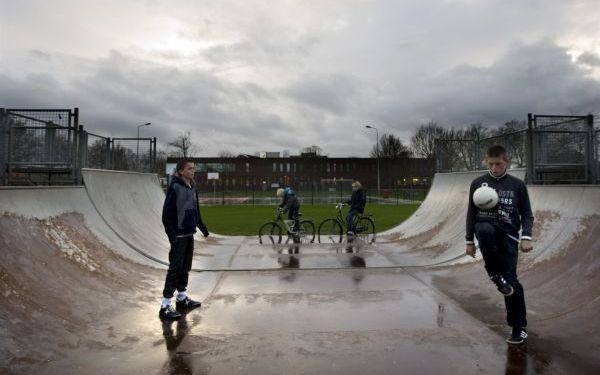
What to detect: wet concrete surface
<box><xmin>0</xmin><ymin>211</ymin><xmax>569</xmax><ymax>375</ymax></box>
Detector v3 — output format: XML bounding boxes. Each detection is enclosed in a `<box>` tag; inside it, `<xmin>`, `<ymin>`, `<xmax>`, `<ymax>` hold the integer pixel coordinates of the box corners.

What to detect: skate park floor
<box><xmin>1</xmin><ymin>169</ymin><xmax>598</xmax><ymax>374</ymax></box>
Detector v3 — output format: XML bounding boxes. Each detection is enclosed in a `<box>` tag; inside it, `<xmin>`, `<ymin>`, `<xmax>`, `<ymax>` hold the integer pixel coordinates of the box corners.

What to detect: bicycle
<box><xmin>317</xmin><ymin>203</ymin><xmax>375</xmax><ymax>244</ymax></box>
<box><xmin>258</xmin><ymin>208</ymin><xmax>315</xmax><ymax>245</ymax></box>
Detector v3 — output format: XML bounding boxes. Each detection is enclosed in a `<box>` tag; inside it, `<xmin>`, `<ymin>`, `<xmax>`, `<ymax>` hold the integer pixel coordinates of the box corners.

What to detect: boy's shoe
<box><xmin>159</xmin><ymin>305</ymin><xmax>182</xmax><ymax>320</ymax></box>
<box><xmin>176</xmin><ymin>297</ymin><xmax>202</xmax><ymax>311</ymax></box>
<box><xmin>347</xmin><ymin>231</ymin><xmax>355</xmax><ymax>236</ymax></box>
<box><xmin>490</xmin><ymin>275</ymin><xmax>514</xmax><ymax>296</ymax></box>
<box><xmin>506</xmin><ymin>327</ymin><xmax>528</xmax><ymax>345</ymax></box>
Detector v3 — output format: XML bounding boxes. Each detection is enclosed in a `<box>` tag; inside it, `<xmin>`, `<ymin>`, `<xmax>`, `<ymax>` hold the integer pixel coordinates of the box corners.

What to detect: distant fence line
<box><xmin>0</xmin><ymin>108</ymin><xmax>157</xmax><ymax>185</ymax></box>
<box><xmin>435</xmin><ymin>113</ymin><xmax>598</xmax><ymax>184</ymax></box>
<box><xmin>195</xmin><ymin>183</ymin><xmax>428</xmax><ymax>206</ymax></box>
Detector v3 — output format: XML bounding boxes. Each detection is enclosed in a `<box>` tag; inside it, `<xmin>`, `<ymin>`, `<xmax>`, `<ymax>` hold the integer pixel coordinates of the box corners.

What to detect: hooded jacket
<box><xmin>278</xmin><ymin>186</ymin><xmax>299</xmax><ymax>213</ymax></box>
<box><xmin>162</xmin><ymin>175</ymin><xmax>209</xmax><ymax>243</ymax></box>
<box><xmin>346</xmin><ymin>188</ymin><xmax>366</xmax><ymax>213</ymax></box>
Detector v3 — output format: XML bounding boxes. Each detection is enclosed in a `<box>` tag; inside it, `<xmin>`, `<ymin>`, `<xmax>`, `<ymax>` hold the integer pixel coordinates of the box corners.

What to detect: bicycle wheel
<box><xmin>258</xmin><ymin>222</ymin><xmax>283</xmax><ymax>244</ymax></box>
<box><xmin>298</xmin><ymin>220</ymin><xmax>315</xmax><ymax>243</ymax></box>
<box><xmin>355</xmin><ymin>217</ymin><xmax>375</xmax><ymax>243</ymax></box>
<box><xmin>318</xmin><ymin>219</ymin><xmax>343</xmax><ymax>243</ymax></box>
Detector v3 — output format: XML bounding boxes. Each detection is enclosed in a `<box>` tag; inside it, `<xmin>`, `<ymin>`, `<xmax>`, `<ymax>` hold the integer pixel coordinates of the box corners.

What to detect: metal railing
<box><xmin>1</xmin><ymin>108</ymin><xmax>158</xmax><ymax>185</ymax></box>
<box><xmin>435</xmin><ymin>114</ymin><xmax>597</xmax><ymax>184</ymax></box>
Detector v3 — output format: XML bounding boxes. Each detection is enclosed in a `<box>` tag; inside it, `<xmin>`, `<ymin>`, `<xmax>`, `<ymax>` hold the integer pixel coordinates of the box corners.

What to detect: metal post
<box><xmin>0</xmin><ymin>109</ymin><xmax>7</xmax><ymax>185</ymax></box>
<box><xmin>72</xmin><ymin>108</ymin><xmax>81</xmax><ymax>184</ymax></box>
<box><xmin>78</xmin><ymin>127</ymin><xmax>87</xmax><ymax>176</ymax></box>
<box><xmin>365</xmin><ymin>125</ymin><xmax>380</xmax><ymax>197</ymax></box>
<box><xmin>586</xmin><ymin>114</ymin><xmax>595</xmax><ymax>184</ymax></box>
<box><xmin>105</xmin><ymin>137</ymin><xmax>111</xmax><ymax>169</ymax></box>
<box><xmin>152</xmin><ymin>137</ymin><xmax>157</xmax><ymax>173</ymax></box>
<box><xmin>136</xmin><ymin>122</ymin><xmax>151</xmax><ymax>170</ymax></box>
<box><xmin>526</xmin><ymin>113</ymin><xmax>535</xmax><ymax>184</ymax></box>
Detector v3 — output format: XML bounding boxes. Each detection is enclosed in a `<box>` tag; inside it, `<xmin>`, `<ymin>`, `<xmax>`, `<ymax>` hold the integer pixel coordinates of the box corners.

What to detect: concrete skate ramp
<box><xmin>81</xmin><ymin>169</ymin><xmax>172</xmax><ymax>265</ymax></box>
<box><xmin>0</xmin><ymin>186</ymin><xmax>157</xmax><ymax>267</ymax></box>
<box><xmin>1</xmin><ymin>169</ymin><xmax>599</xmax><ymax>373</ymax></box>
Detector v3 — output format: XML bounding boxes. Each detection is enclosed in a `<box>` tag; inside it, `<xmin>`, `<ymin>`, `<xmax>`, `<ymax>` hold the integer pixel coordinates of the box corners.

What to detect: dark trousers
<box><xmin>346</xmin><ymin>209</ymin><xmax>360</xmax><ymax>232</ymax></box>
<box><xmin>288</xmin><ymin>207</ymin><xmax>300</xmax><ymax>232</ymax></box>
<box><xmin>162</xmin><ymin>236</ymin><xmax>194</xmax><ymax>299</ymax></box>
<box><xmin>475</xmin><ymin>222</ymin><xmax>527</xmax><ymax>328</ymax></box>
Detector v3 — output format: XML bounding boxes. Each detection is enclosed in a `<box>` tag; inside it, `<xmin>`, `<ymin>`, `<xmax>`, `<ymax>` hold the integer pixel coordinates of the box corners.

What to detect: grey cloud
<box><xmin>374</xmin><ymin>40</ymin><xmax>600</xmax><ymax>130</ymax></box>
<box><xmin>577</xmin><ymin>51</ymin><xmax>600</xmax><ymax>67</ymax></box>
<box><xmin>28</xmin><ymin>49</ymin><xmax>51</xmax><ymax>61</ymax></box>
<box><xmin>282</xmin><ymin>73</ymin><xmax>362</xmax><ymax>115</ymax></box>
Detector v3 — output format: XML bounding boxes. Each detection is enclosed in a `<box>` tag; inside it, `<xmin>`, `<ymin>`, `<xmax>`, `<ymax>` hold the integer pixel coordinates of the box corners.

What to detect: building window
<box><xmin>347</xmin><ymin>163</ymin><xmax>350</xmax><ymax>172</ymax></box>
<box><xmin>333</xmin><ymin>163</ymin><xmax>337</xmax><ymax>172</ymax></box>
<box><xmin>246</xmin><ymin>163</ymin><xmax>250</xmax><ymax>173</ymax></box>
<box><xmin>326</xmin><ymin>163</ymin><xmax>330</xmax><ymax>172</ymax></box>
<box><xmin>273</xmin><ymin>163</ymin><xmax>277</xmax><ymax>172</ymax></box>
<box><xmin>293</xmin><ymin>163</ymin><xmax>297</xmax><ymax>173</ymax></box>
<box><xmin>286</xmin><ymin>163</ymin><xmax>290</xmax><ymax>173</ymax></box>
<box><xmin>280</xmin><ymin>163</ymin><xmax>284</xmax><ymax>172</ymax></box>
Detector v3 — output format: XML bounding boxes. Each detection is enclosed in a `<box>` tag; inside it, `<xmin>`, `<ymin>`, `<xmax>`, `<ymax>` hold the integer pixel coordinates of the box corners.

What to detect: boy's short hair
<box><xmin>176</xmin><ymin>159</ymin><xmax>193</xmax><ymax>173</ymax></box>
<box><xmin>486</xmin><ymin>145</ymin><xmax>507</xmax><ymax>159</ymax></box>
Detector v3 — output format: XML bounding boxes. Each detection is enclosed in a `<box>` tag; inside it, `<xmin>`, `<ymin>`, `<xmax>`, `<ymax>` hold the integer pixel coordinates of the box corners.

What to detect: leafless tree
<box><xmin>217</xmin><ymin>150</ymin><xmax>236</xmax><ymax>157</ymax></box>
<box><xmin>410</xmin><ymin>121</ymin><xmax>447</xmax><ymax>158</ymax></box>
<box><xmin>168</xmin><ymin>130</ymin><xmax>199</xmax><ymax>158</ymax></box>
<box><xmin>370</xmin><ymin>133</ymin><xmax>411</xmax><ymax>158</ymax></box>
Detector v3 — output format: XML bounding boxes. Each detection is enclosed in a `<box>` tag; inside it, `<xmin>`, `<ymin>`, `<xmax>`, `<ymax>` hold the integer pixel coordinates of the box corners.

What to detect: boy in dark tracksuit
<box><xmin>278</xmin><ymin>187</ymin><xmax>300</xmax><ymax>234</ymax></box>
<box><xmin>159</xmin><ymin>160</ymin><xmax>209</xmax><ymax>320</ymax></box>
<box><xmin>466</xmin><ymin>145</ymin><xmax>534</xmax><ymax>344</ymax></box>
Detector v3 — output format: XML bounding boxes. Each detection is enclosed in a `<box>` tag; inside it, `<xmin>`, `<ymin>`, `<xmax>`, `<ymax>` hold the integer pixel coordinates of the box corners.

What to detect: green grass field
<box><xmin>200</xmin><ymin>204</ymin><xmax>420</xmax><ymax>235</ymax></box>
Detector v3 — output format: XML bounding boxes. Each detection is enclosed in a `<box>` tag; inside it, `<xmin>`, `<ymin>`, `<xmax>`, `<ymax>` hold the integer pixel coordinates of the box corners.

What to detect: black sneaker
<box><xmin>506</xmin><ymin>327</ymin><xmax>528</xmax><ymax>345</ymax></box>
<box><xmin>490</xmin><ymin>275</ymin><xmax>514</xmax><ymax>296</ymax></box>
<box><xmin>159</xmin><ymin>305</ymin><xmax>182</xmax><ymax>320</ymax></box>
<box><xmin>176</xmin><ymin>297</ymin><xmax>202</xmax><ymax>311</ymax></box>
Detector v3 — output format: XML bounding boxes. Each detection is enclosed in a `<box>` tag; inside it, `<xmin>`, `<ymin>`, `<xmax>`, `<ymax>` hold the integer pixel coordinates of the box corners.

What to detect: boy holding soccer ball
<box><xmin>466</xmin><ymin>145</ymin><xmax>534</xmax><ymax>345</ymax></box>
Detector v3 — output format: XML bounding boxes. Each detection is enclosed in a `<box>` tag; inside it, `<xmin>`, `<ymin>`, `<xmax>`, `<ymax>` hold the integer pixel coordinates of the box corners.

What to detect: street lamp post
<box><xmin>137</xmin><ymin>122</ymin><xmax>151</xmax><ymax>169</ymax></box>
<box><xmin>365</xmin><ymin>125</ymin><xmax>380</xmax><ymax>197</ymax></box>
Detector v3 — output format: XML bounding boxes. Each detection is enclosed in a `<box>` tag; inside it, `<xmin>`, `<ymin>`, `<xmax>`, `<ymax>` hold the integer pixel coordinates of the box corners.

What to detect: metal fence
<box><xmin>435</xmin><ymin>113</ymin><xmax>597</xmax><ymax>184</ymax></box>
<box><xmin>528</xmin><ymin>114</ymin><xmax>595</xmax><ymax>184</ymax></box>
<box><xmin>1</xmin><ymin>108</ymin><xmax>158</xmax><ymax>185</ymax></box>
<box><xmin>435</xmin><ymin>130</ymin><xmax>527</xmax><ymax>172</ymax></box>
<box><xmin>195</xmin><ymin>181</ymin><xmax>428</xmax><ymax>206</ymax></box>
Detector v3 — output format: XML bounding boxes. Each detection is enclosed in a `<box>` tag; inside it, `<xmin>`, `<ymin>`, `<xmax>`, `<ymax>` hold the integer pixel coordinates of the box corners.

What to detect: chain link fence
<box><xmin>1</xmin><ymin>108</ymin><xmax>157</xmax><ymax>185</ymax></box>
<box><xmin>195</xmin><ymin>180</ymin><xmax>428</xmax><ymax>206</ymax></box>
<box><xmin>435</xmin><ymin>113</ymin><xmax>596</xmax><ymax>184</ymax></box>
<box><xmin>528</xmin><ymin>114</ymin><xmax>594</xmax><ymax>184</ymax></box>
<box><xmin>435</xmin><ymin>130</ymin><xmax>527</xmax><ymax>172</ymax></box>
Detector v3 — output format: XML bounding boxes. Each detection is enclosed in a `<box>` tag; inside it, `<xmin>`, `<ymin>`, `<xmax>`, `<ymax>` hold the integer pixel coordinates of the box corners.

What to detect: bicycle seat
<box><xmin>298</xmin><ymin>213</ymin><xmax>303</xmax><ymax>216</ymax></box>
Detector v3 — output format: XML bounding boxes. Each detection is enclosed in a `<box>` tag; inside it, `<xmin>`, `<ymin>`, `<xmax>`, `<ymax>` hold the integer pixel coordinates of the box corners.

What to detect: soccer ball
<box><xmin>473</xmin><ymin>185</ymin><xmax>498</xmax><ymax>210</ymax></box>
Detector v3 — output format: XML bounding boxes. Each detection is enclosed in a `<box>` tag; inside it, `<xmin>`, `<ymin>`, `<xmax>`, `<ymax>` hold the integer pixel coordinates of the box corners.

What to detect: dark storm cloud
<box><xmin>376</xmin><ymin>41</ymin><xmax>600</xmax><ymax>129</ymax></box>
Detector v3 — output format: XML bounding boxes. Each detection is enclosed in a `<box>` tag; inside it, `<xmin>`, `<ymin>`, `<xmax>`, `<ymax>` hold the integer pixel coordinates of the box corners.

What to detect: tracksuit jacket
<box><xmin>466</xmin><ymin>171</ymin><xmax>534</xmax><ymax>244</ymax></box>
<box><xmin>346</xmin><ymin>188</ymin><xmax>366</xmax><ymax>213</ymax></box>
<box><xmin>162</xmin><ymin>175</ymin><xmax>209</xmax><ymax>243</ymax></box>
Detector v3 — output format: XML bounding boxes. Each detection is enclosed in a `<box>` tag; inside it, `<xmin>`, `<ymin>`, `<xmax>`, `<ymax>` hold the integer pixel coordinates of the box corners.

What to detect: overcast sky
<box><xmin>1</xmin><ymin>0</ymin><xmax>600</xmax><ymax>156</ymax></box>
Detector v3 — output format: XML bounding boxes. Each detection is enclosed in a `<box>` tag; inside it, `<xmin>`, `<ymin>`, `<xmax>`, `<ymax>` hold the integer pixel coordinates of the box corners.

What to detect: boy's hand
<box><xmin>466</xmin><ymin>244</ymin><xmax>476</xmax><ymax>258</ymax></box>
<box><xmin>520</xmin><ymin>239</ymin><xmax>533</xmax><ymax>252</ymax></box>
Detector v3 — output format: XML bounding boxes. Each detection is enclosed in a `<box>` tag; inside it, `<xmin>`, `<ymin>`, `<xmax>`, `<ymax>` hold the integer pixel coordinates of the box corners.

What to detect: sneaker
<box><xmin>506</xmin><ymin>327</ymin><xmax>528</xmax><ymax>345</ymax></box>
<box><xmin>490</xmin><ymin>275</ymin><xmax>514</xmax><ymax>296</ymax></box>
<box><xmin>347</xmin><ymin>231</ymin><xmax>355</xmax><ymax>236</ymax></box>
<box><xmin>159</xmin><ymin>305</ymin><xmax>182</xmax><ymax>320</ymax></box>
<box><xmin>176</xmin><ymin>297</ymin><xmax>202</xmax><ymax>311</ymax></box>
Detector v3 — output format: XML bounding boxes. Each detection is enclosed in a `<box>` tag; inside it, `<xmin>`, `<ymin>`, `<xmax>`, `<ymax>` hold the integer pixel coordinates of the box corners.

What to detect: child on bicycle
<box><xmin>345</xmin><ymin>180</ymin><xmax>366</xmax><ymax>236</ymax></box>
<box><xmin>277</xmin><ymin>186</ymin><xmax>300</xmax><ymax>234</ymax></box>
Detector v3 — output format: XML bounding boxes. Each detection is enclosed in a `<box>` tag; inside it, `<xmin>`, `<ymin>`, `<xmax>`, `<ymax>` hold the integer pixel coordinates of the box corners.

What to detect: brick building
<box><xmin>167</xmin><ymin>155</ymin><xmax>435</xmax><ymax>191</ymax></box>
